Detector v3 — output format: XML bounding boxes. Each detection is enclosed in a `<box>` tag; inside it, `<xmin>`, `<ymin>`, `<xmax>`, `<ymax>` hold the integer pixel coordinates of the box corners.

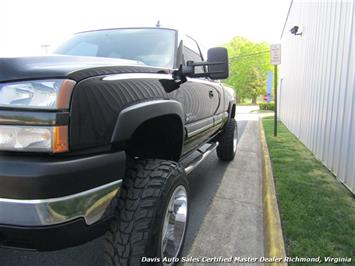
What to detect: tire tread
<box><xmin>104</xmin><ymin>159</ymin><xmax>184</xmax><ymax>266</ymax></box>
<box><xmin>217</xmin><ymin>119</ymin><xmax>237</xmax><ymax>161</ymax></box>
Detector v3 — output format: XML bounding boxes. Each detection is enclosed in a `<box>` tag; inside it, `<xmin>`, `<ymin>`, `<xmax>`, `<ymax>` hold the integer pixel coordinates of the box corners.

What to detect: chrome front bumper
<box><xmin>0</xmin><ymin>180</ymin><xmax>122</xmax><ymax>226</ymax></box>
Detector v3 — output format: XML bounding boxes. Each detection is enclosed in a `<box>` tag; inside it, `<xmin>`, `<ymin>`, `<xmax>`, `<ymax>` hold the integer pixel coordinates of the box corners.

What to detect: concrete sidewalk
<box><xmin>183</xmin><ymin>114</ymin><xmax>264</xmax><ymax>265</ymax></box>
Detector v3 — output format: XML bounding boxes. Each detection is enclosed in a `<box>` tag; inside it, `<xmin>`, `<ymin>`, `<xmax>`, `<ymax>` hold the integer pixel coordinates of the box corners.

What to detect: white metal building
<box><xmin>279</xmin><ymin>0</ymin><xmax>355</xmax><ymax>193</ymax></box>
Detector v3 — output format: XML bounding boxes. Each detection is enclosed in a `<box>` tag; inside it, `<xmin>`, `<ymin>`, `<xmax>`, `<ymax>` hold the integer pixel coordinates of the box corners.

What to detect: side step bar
<box><xmin>184</xmin><ymin>142</ymin><xmax>219</xmax><ymax>175</ymax></box>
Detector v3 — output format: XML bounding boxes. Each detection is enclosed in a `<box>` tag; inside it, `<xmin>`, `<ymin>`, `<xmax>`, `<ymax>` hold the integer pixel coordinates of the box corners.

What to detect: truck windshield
<box><xmin>54</xmin><ymin>28</ymin><xmax>176</xmax><ymax>68</ymax></box>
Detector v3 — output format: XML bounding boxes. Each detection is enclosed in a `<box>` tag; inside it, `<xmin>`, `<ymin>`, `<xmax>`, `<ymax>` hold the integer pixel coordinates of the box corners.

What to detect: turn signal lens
<box><xmin>52</xmin><ymin>126</ymin><xmax>69</xmax><ymax>153</ymax></box>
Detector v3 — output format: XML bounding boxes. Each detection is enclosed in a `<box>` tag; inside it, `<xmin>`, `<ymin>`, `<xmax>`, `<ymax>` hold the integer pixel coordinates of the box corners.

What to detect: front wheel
<box><xmin>216</xmin><ymin>119</ymin><xmax>238</xmax><ymax>161</ymax></box>
<box><xmin>104</xmin><ymin>159</ymin><xmax>189</xmax><ymax>266</ymax></box>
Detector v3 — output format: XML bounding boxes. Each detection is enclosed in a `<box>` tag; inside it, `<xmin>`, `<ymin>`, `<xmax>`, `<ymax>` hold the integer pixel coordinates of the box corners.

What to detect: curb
<box><xmin>259</xmin><ymin>118</ymin><xmax>287</xmax><ymax>265</ymax></box>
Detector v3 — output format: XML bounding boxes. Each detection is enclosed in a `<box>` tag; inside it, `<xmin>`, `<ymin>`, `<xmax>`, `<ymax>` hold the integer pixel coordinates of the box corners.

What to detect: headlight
<box><xmin>0</xmin><ymin>79</ymin><xmax>75</xmax><ymax>110</ymax></box>
<box><xmin>0</xmin><ymin>125</ymin><xmax>68</xmax><ymax>153</ymax></box>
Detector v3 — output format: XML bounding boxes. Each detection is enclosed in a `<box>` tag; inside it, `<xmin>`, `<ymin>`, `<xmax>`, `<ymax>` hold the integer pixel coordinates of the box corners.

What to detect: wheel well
<box><xmin>126</xmin><ymin>115</ymin><xmax>184</xmax><ymax>161</ymax></box>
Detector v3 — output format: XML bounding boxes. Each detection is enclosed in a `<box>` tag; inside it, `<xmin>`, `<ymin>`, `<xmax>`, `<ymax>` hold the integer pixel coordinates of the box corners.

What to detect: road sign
<box><xmin>270</xmin><ymin>44</ymin><xmax>281</xmax><ymax>65</ymax></box>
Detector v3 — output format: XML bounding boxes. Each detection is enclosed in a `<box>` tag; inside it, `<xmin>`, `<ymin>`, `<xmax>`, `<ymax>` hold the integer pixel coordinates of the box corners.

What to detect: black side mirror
<box><xmin>172</xmin><ymin>47</ymin><xmax>229</xmax><ymax>84</ymax></box>
<box><xmin>207</xmin><ymin>47</ymin><xmax>229</xmax><ymax>80</ymax></box>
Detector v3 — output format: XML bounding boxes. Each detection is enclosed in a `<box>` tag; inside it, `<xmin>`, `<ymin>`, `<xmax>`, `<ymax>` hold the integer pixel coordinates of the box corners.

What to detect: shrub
<box><xmin>259</xmin><ymin>102</ymin><xmax>275</xmax><ymax>111</ymax></box>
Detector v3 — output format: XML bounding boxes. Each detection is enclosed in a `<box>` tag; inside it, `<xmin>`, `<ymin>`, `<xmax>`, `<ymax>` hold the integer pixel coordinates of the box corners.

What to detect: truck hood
<box><xmin>0</xmin><ymin>55</ymin><xmax>147</xmax><ymax>82</ymax></box>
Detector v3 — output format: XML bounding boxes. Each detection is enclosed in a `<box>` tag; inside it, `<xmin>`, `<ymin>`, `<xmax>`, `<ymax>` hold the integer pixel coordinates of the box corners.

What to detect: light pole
<box><xmin>41</xmin><ymin>44</ymin><xmax>50</xmax><ymax>54</ymax></box>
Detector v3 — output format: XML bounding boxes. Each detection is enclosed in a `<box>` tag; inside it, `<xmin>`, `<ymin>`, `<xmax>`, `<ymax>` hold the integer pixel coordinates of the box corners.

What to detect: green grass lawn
<box><xmin>263</xmin><ymin>117</ymin><xmax>355</xmax><ymax>263</ymax></box>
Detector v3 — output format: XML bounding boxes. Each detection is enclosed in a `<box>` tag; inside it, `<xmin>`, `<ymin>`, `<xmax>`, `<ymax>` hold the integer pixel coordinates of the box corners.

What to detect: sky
<box><xmin>0</xmin><ymin>0</ymin><xmax>291</xmax><ymax>56</ymax></box>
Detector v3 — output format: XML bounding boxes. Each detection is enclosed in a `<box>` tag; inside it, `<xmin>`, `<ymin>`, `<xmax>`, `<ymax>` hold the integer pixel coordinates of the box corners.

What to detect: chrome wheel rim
<box><xmin>233</xmin><ymin>124</ymin><xmax>238</xmax><ymax>153</ymax></box>
<box><xmin>161</xmin><ymin>185</ymin><xmax>188</xmax><ymax>265</ymax></box>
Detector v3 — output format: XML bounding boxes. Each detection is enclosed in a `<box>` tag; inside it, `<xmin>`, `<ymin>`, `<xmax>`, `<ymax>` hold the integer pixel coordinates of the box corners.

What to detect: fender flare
<box><xmin>227</xmin><ymin>100</ymin><xmax>236</xmax><ymax>120</ymax></box>
<box><xmin>111</xmin><ymin>99</ymin><xmax>185</xmax><ymax>143</ymax></box>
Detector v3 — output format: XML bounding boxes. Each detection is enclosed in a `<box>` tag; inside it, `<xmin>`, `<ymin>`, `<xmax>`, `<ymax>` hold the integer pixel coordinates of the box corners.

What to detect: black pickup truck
<box><xmin>0</xmin><ymin>27</ymin><xmax>237</xmax><ymax>265</ymax></box>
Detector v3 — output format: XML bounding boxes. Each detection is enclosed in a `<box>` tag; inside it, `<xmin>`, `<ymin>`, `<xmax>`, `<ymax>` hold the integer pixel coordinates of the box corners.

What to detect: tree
<box><xmin>224</xmin><ymin>37</ymin><xmax>272</xmax><ymax>103</ymax></box>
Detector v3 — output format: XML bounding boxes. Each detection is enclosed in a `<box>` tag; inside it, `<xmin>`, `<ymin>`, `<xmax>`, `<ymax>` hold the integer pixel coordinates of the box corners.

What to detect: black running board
<box><xmin>183</xmin><ymin>142</ymin><xmax>219</xmax><ymax>175</ymax></box>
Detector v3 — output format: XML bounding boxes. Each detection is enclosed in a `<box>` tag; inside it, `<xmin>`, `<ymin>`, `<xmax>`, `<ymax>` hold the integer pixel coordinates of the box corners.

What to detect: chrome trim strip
<box><xmin>184</xmin><ymin>142</ymin><xmax>218</xmax><ymax>174</ymax></box>
<box><xmin>186</xmin><ymin>116</ymin><xmax>215</xmax><ymax>138</ymax></box>
<box><xmin>0</xmin><ymin>180</ymin><xmax>122</xmax><ymax>226</ymax></box>
<box><xmin>213</xmin><ymin>112</ymin><xmax>229</xmax><ymax>126</ymax></box>
<box><xmin>188</xmin><ymin>123</ymin><xmax>214</xmax><ymax>138</ymax></box>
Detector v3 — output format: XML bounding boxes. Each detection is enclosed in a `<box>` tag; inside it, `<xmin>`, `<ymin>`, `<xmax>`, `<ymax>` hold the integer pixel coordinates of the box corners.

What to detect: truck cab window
<box><xmin>183</xmin><ymin>36</ymin><xmax>204</xmax><ymax>74</ymax></box>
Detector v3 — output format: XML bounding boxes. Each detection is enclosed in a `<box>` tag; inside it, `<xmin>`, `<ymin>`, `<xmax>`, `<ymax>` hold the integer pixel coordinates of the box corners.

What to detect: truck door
<box><xmin>176</xmin><ymin>36</ymin><xmax>221</xmax><ymax>153</ymax></box>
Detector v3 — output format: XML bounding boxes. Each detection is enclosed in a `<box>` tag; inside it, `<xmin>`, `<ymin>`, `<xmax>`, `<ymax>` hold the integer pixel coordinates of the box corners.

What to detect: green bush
<box><xmin>259</xmin><ymin>102</ymin><xmax>275</xmax><ymax>111</ymax></box>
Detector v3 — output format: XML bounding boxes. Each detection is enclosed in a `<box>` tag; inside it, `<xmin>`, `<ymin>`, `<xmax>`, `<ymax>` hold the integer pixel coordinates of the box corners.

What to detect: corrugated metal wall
<box><xmin>279</xmin><ymin>0</ymin><xmax>355</xmax><ymax>193</ymax></box>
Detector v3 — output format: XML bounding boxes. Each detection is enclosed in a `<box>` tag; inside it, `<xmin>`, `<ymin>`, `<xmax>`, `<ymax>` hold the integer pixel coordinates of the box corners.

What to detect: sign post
<box><xmin>270</xmin><ymin>44</ymin><xmax>281</xmax><ymax>136</ymax></box>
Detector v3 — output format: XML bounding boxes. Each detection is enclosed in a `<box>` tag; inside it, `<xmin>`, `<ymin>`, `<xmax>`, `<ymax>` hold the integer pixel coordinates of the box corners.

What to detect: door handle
<box><xmin>209</xmin><ymin>90</ymin><xmax>214</xmax><ymax>98</ymax></box>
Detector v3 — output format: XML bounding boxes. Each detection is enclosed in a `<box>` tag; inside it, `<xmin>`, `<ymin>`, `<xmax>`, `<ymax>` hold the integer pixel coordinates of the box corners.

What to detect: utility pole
<box><xmin>270</xmin><ymin>44</ymin><xmax>281</xmax><ymax>136</ymax></box>
<box><xmin>41</xmin><ymin>44</ymin><xmax>50</xmax><ymax>54</ymax></box>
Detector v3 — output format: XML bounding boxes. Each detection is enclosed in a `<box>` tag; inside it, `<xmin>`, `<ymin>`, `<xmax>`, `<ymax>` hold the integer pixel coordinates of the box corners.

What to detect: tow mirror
<box><xmin>173</xmin><ymin>47</ymin><xmax>229</xmax><ymax>82</ymax></box>
<box><xmin>206</xmin><ymin>47</ymin><xmax>229</xmax><ymax>80</ymax></box>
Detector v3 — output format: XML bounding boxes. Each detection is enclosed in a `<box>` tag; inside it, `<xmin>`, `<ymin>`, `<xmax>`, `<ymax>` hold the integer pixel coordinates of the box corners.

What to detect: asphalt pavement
<box><xmin>182</xmin><ymin>110</ymin><xmax>264</xmax><ymax>265</ymax></box>
<box><xmin>0</xmin><ymin>106</ymin><xmax>261</xmax><ymax>266</ymax></box>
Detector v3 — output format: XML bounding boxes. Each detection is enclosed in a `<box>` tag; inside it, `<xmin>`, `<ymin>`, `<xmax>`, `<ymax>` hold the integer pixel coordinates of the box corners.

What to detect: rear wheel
<box><xmin>217</xmin><ymin>119</ymin><xmax>238</xmax><ymax>161</ymax></box>
<box><xmin>104</xmin><ymin>159</ymin><xmax>189</xmax><ymax>266</ymax></box>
